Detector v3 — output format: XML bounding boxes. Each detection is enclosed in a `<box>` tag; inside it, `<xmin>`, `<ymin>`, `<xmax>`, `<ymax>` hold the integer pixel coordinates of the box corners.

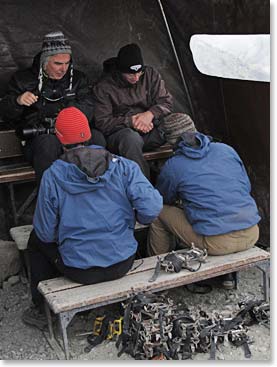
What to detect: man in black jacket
<box><xmin>0</xmin><ymin>31</ymin><xmax>105</xmax><ymax>183</ymax></box>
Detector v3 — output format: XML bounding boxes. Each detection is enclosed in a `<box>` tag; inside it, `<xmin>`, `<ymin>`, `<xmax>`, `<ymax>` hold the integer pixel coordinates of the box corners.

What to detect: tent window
<box><xmin>189</xmin><ymin>34</ymin><xmax>270</xmax><ymax>82</ymax></box>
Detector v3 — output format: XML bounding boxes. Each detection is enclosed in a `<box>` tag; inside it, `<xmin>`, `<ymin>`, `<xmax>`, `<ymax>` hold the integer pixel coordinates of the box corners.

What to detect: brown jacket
<box><xmin>92</xmin><ymin>66</ymin><xmax>173</xmax><ymax>136</ymax></box>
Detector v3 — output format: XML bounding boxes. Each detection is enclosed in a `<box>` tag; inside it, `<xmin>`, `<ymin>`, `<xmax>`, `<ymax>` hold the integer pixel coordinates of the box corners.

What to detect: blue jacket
<box><xmin>156</xmin><ymin>133</ymin><xmax>260</xmax><ymax>236</ymax></box>
<box><xmin>34</xmin><ymin>145</ymin><xmax>163</xmax><ymax>269</ymax></box>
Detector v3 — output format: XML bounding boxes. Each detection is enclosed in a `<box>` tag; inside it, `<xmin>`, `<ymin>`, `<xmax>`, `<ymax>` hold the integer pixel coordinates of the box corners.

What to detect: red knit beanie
<box><xmin>55</xmin><ymin>107</ymin><xmax>91</xmax><ymax>145</ymax></box>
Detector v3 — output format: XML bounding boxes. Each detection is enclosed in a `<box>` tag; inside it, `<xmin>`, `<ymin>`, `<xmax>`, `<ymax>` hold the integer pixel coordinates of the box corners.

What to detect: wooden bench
<box><xmin>37</xmin><ymin>246</ymin><xmax>270</xmax><ymax>359</ymax></box>
<box><xmin>0</xmin><ymin>129</ymin><xmax>173</xmax><ymax>181</ymax></box>
<box><xmin>0</xmin><ymin>130</ymin><xmax>37</xmax><ymax>225</ymax></box>
<box><xmin>0</xmin><ymin>129</ymin><xmax>173</xmax><ymax>224</ymax></box>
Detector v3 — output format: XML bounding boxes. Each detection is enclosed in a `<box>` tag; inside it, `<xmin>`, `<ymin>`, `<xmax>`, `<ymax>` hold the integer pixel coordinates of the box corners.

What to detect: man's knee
<box><xmin>91</xmin><ymin>129</ymin><xmax>106</xmax><ymax>148</ymax></box>
<box><xmin>31</xmin><ymin>135</ymin><xmax>63</xmax><ymax>180</ymax></box>
<box><xmin>108</xmin><ymin>128</ymin><xmax>144</xmax><ymax>155</ymax></box>
<box><xmin>147</xmin><ymin>216</ymin><xmax>175</xmax><ymax>256</ymax></box>
<box><xmin>158</xmin><ymin>205</ymin><xmax>183</xmax><ymax>223</ymax></box>
<box><xmin>120</xmin><ymin>128</ymin><xmax>143</xmax><ymax>145</ymax></box>
<box><xmin>32</xmin><ymin>134</ymin><xmax>62</xmax><ymax>153</ymax></box>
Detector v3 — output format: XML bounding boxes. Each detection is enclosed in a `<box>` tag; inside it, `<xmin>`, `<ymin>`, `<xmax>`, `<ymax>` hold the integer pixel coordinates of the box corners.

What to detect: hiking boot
<box><xmin>221</xmin><ymin>273</ymin><xmax>236</xmax><ymax>290</ymax></box>
<box><xmin>22</xmin><ymin>304</ymin><xmax>48</xmax><ymax>330</ymax></box>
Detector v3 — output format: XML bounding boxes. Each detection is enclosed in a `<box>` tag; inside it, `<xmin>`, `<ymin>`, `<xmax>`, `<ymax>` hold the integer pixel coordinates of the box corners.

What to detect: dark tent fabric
<box><xmin>0</xmin><ymin>0</ymin><xmax>270</xmax><ymax>244</ymax></box>
<box><xmin>0</xmin><ymin>0</ymin><xmax>191</xmax><ymax>114</ymax></box>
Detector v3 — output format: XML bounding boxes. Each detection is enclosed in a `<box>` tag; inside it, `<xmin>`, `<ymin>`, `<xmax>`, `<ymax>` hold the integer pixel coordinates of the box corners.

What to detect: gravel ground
<box><xmin>0</xmin><ymin>266</ymin><xmax>271</xmax><ymax>362</ymax></box>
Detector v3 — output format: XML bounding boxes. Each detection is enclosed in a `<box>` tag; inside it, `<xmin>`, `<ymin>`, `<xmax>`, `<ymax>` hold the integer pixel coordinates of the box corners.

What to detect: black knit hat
<box><xmin>117</xmin><ymin>43</ymin><xmax>144</xmax><ymax>73</ymax></box>
<box><xmin>40</xmin><ymin>31</ymin><xmax>72</xmax><ymax>66</ymax></box>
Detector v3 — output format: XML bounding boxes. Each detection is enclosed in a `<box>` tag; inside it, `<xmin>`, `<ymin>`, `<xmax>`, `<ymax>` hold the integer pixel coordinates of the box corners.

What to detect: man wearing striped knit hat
<box><xmin>0</xmin><ymin>31</ymin><xmax>105</xmax><ymax>183</ymax></box>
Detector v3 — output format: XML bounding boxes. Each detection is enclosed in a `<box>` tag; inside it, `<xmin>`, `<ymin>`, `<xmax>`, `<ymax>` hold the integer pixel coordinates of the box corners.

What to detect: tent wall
<box><xmin>0</xmin><ymin>0</ymin><xmax>190</xmax><ymax>115</ymax></box>
<box><xmin>0</xmin><ymin>0</ymin><xmax>270</xmax><ymax>244</ymax></box>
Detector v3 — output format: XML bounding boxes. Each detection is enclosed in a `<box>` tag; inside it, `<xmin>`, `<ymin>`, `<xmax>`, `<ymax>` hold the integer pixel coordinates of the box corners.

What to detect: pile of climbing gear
<box><xmin>149</xmin><ymin>245</ymin><xmax>208</xmax><ymax>282</ymax></box>
<box><xmin>116</xmin><ymin>292</ymin><xmax>270</xmax><ymax>360</ymax></box>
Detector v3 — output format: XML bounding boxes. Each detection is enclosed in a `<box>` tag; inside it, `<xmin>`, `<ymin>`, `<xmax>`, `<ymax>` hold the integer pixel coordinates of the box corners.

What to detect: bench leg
<box><xmin>8</xmin><ymin>183</ymin><xmax>18</xmax><ymax>225</ymax></box>
<box><xmin>59</xmin><ymin>310</ymin><xmax>76</xmax><ymax>360</ymax></box>
<box><xmin>7</xmin><ymin>183</ymin><xmax>37</xmax><ymax>225</ymax></box>
<box><xmin>44</xmin><ymin>301</ymin><xmax>55</xmax><ymax>340</ymax></box>
<box><xmin>44</xmin><ymin>305</ymin><xmax>84</xmax><ymax>359</ymax></box>
<box><xmin>16</xmin><ymin>186</ymin><xmax>37</xmax><ymax>219</ymax></box>
<box><xmin>256</xmin><ymin>261</ymin><xmax>270</xmax><ymax>302</ymax></box>
<box><xmin>233</xmin><ymin>271</ymin><xmax>238</xmax><ymax>289</ymax></box>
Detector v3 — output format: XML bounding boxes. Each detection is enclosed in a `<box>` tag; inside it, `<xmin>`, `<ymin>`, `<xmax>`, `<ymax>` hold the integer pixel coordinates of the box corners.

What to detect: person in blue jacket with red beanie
<box><xmin>23</xmin><ymin>106</ymin><xmax>162</xmax><ymax>329</ymax></box>
<box><xmin>147</xmin><ymin>117</ymin><xmax>260</xmax><ymax>288</ymax></box>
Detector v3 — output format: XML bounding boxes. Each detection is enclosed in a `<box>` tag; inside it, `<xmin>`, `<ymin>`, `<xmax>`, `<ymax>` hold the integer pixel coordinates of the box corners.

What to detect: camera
<box><xmin>22</xmin><ymin>126</ymin><xmax>55</xmax><ymax>138</ymax></box>
<box><xmin>22</xmin><ymin>117</ymin><xmax>56</xmax><ymax>138</ymax></box>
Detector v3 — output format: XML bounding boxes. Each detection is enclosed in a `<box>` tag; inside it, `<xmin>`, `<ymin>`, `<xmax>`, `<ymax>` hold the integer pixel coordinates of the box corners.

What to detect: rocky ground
<box><xmin>0</xmin><ymin>265</ymin><xmax>271</xmax><ymax>362</ymax></box>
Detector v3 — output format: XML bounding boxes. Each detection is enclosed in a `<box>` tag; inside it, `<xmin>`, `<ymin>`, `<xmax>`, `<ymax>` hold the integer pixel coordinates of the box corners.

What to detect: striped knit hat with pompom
<box><xmin>55</xmin><ymin>107</ymin><xmax>91</xmax><ymax>145</ymax></box>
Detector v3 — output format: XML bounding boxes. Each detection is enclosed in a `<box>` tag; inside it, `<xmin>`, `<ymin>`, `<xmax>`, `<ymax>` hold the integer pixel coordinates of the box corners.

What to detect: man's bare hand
<box><xmin>16</xmin><ymin>92</ymin><xmax>38</xmax><ymax>106</ymax></box>
<box><xmin>132</xmin><ymin>111</ymin><xmax>154</xmax><ymax>133</ymax></box>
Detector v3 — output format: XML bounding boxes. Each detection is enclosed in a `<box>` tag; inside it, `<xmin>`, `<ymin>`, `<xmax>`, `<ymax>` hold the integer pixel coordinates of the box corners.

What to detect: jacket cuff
<box><xmin>126</xmin><ymin>115</ymin><xmax>133</xmax><ymax>128</ymax></box>
<box><xmin>13</xmin><ymin>96</ymin><xmax>25</xmax><ymax>111</ymax></box>
<box><xmin>148</xmin><ymin>106</ymin><xmax>160</xmax><ymax>119</ymax></box>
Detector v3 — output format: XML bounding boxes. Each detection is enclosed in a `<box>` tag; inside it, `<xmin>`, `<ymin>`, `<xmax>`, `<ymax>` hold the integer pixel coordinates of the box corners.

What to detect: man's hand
<box><xmin>132</xmin><ymin>111</ymin><xmax>154</xmax><ymax>133</ymax></box>
<box><xmin>16</xmin><ymin>91</ymin><xmax>38</xmax><ymax>106</ymax></box>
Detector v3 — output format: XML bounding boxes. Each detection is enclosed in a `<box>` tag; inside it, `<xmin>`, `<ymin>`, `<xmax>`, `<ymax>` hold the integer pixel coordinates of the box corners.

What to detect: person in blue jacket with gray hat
<box><xmin>22</xmin><ymin>106</ymin><xmax>163</xmax><ymax>329</ymax></box>
<box><xmin>147</xmin><ymin>115</ymin><xmax>260</xmax><ymax>289</ymax></box>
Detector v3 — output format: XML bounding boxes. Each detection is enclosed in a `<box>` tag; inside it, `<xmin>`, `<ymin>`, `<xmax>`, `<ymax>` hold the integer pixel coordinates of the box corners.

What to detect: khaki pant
<box><xmin>148</xmin><ymin>205</ymin><xmax>259</xmax><ymax>256</ymax></box>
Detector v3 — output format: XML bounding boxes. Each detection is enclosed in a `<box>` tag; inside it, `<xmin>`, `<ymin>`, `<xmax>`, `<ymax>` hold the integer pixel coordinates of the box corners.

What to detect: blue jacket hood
<box><xmin>50</xmin><ymin>145</ymin><xmax>114</xmax><ymax>195</ymax></box>
<box><xmin>175</xmin><ymin>132</ymin><xmax>211</xmax><ymax>159</ymax></box>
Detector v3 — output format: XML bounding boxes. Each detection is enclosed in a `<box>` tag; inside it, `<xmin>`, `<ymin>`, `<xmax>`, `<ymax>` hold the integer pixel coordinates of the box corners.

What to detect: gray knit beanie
<box><xmin>38</xmin><ymin>31</ymin><xmax>73</xmax><ymax>92</ymax></box>
<box><xmin>162</xmin><ymin>113</ymin><xmax>197</xmax><ymax>145</ymax></box>
<box><xmin>40</xmin><ymin>31</ymin><xmax>72</xmax><ymax>66</ymax></box>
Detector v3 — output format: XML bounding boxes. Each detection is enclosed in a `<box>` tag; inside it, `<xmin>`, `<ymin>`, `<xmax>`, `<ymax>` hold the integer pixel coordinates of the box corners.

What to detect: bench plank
<box><xmin>143</xmin><ymin>145</ymin><xmax>173</xmax><ymax>160</ymax></box>
<box><xmin>0</xmin><ymin>139</ymin><xmax>172</xmax><ymax>184</ymax></box>
<box><xmin>39</xmin><ymin>247</ymin><xmax>269</xmax><ymax>314</ymax></box>
<box><xmin>38</xmin><ymin>256</ymin><xmax>158</xmax><ymax>295</ymax></box>
<box><xmin>0</xmin><ymin>166</ymin><xmax>35</xmax><ymax>183</ymax></box>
